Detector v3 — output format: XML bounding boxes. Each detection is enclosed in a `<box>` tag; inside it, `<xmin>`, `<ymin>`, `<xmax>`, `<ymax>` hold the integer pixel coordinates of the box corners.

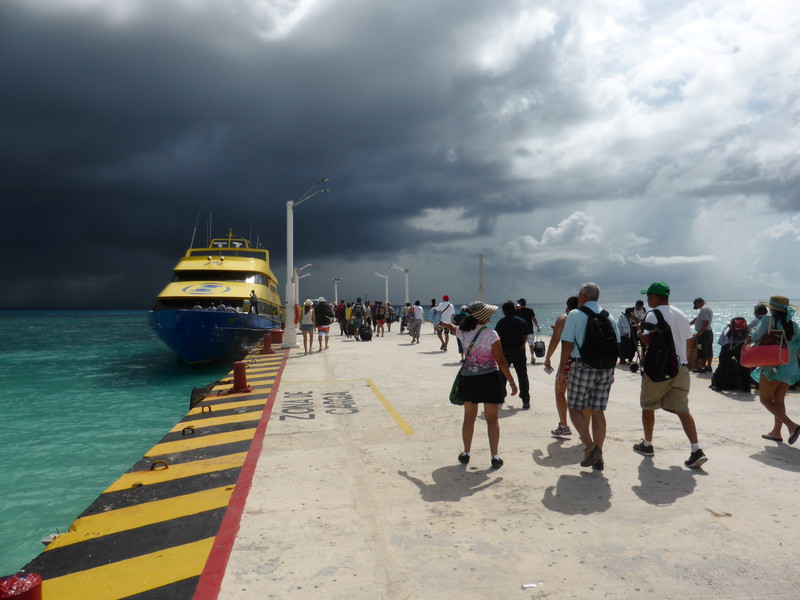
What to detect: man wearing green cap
<box><xmin>634</xmin><ymin>282</ymin><xmax>708</xmax><ymax>468</ymax></box>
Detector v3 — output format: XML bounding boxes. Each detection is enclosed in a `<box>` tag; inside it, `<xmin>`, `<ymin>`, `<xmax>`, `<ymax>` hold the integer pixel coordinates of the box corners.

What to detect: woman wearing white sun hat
<box><xmin>300</xmin><ymin>299</ymin><xmax>316</xmax><ymax>355</ymax></box>
<box><xmin>441</xmin><ymin>301</ymin><xmax>517</xmax><ymax>468</ymax></box>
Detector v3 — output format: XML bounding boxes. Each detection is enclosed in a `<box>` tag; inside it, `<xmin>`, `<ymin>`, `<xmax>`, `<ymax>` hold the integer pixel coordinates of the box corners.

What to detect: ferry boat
<box><xmin>148</xmin><ymin>230</ymin><xmax>283</xmax><ymax>364</ymax></box>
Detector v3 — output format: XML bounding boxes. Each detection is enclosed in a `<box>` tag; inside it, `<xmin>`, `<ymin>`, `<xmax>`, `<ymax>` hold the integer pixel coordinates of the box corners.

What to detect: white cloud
<box><xmin>409</xmin><ymin>208</ymin><xmax>478</xmax><ymax>234</ymax></box>
<box><xmin>540</xmin><ymin>212</ymin><xmax>603</xmax><ymax>246</ymax></box>
<box><xmin>627</xmin><ymin>254</ymin><xmax>716</xmax><ymax>267</ymax></box>
<box><xmin>468</xmin><ymin>7</ymin><xmax>559</xmax><ymax>75</ymax></box>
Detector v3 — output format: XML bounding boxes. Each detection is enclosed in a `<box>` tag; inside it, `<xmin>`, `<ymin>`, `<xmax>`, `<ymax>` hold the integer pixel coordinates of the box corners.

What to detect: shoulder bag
<box><xmin>740</xmin><ymin>317</ymin><xmax>790</xmax><ymax>368</ymax></box>
<box><xmin>449</xmin><ymin>327</ymin><xmax>487</xmax><ymax>405</ymax></box>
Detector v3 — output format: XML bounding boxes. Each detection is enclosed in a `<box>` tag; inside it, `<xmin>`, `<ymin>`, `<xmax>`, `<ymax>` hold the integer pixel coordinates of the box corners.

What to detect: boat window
<box><xmin>187</xmin><ymin>249</ymin><xmax>267</xmax><ymax>259</ymax></box>
<box><xmin>171</xmin><ymin>271</ymin><xmax>267</xmax><ymax>284</ymax></box>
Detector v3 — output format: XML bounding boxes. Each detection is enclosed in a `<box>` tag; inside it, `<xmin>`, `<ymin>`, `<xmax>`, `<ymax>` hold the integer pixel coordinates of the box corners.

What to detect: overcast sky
<box><xmin>3</xmin><ymin>0</ymin><xmax>799</xmax><ymax>309</ymax></box>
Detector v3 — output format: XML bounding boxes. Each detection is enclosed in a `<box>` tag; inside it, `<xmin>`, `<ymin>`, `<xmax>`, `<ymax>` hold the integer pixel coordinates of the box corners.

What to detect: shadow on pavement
<box><xmin>749</xmin><ymin>444</ymin><xmax>800</xmax><ymax>472</ymax></box>
<box><xmin>631</xmin><ymin>459</ymin><xmax>704</xmax><ymax>506</ymax></box>
<box><xmin>398</xmin><ymin>466</ymin><xmax>503</xmax><ymax>502</ymax></box>
<box><xmin>532</xmin><ymin>440</ymin><xmax>584</xmax><ymax>468</ymax></box>
<box><xmin>541</xmin><ymin>470</ymin><xmax>611</xmax><ymax>514</ymax></box>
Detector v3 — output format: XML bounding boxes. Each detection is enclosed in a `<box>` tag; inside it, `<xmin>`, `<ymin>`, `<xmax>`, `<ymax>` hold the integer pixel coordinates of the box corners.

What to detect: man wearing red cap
<box><xmin>436</xmin><ymin>295</ymin><xmax>455</xmax><ymax>351</ymax></box>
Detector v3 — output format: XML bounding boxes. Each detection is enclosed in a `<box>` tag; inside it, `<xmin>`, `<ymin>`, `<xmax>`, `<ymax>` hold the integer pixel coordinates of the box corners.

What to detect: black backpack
<box><xmin>578</xmin><ymin>306</ymin><xmax>619</xmax><ymax>369</ymax></box>
<box><xmin>642</xmin><ymin>309</ymin><xmax>680</xmax><ymax>382</ymax></box>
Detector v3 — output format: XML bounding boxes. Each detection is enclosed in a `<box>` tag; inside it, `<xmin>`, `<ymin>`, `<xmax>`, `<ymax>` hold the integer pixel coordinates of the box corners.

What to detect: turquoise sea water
<box><xmin>0</xmin><ymin>302</ymin><xmax>758</xmax><ymax>574</ymax></box>
<box><xmin>0</xmin><ymin>311</ymin><xmax>231</xmax><ymax>575</ymax></box>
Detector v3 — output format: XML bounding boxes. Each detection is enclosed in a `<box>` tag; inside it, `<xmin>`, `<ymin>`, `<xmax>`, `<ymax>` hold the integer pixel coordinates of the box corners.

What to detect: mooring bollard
<box><xmin>270</xmin><ymin>329</ymin><xmax>284</xmax><ymax>345</ymax></box>
<box><xmin>229</xmin><ymin>361</ymin><xmax>252</xmax><ymax>393</ymax></box>
<box><xmin>0</xmin><ymin>572</ymin><xmax>42</xmax><ymax>600</ymax></box>
<box><xmin>260</xmin><ymin>333</ymin><xmax>275</xmax><ymax>355</ymax></box>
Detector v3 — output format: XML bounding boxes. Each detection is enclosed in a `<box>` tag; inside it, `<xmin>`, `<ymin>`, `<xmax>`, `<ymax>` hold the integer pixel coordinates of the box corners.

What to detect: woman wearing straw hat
<box><xmin>440</xmin><ymin>301</ymin><xmax>517</xmax><ymax>468</ymax></box>
<box><xmin>751</xmin><ymin>295</ymin><xmax>800</xmax><ymax>444</ymax></box>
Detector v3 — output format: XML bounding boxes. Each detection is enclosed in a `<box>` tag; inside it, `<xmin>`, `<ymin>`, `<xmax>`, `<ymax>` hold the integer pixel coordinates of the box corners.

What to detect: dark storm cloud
<box><xmin>1</xmin><ymin>0</ymin><xmax>563</xmax><ymax>308</ymax></box>
<box><xmin>2</xmin><ymin>1</ymin><xmax>799</xmax><ymax>308</ymax></box>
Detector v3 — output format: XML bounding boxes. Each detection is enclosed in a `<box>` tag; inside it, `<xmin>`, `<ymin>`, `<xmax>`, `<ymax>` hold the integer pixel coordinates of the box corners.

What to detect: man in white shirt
<box><xmin>435</xmin><ymin>295</ymin><xmax>455</xmax><ymax>351</ymax></box>
<box><xmin>409</xmin><ymin>300</ymin><xmax>425</xmax><ymax>343</ymax></box>
<box><xmin>634</xmin><ymin>281</ymin><xmax>708</xmax><ymax>469</ymax></box>
<box><xmin>690</xmin><ymin>297</ymin><xmax>714</xmax><ymax>373</ymax></box>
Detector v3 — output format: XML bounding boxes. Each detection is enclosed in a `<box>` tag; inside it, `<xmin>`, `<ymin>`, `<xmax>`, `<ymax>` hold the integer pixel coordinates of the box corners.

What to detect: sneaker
<box><xmin>592</xmin><ymin>459</ymin><xmax>604</xmax><ymax>471</ymax></box>
<box><xmin>551</xmin><ymin>424</ymin><xmax>572</xmax><ymax>438</ymax></box>
<box><xmin>580</xmin><ymin>445</ymin><xmax>602</xmax><ymax>467</ymax></box>
<box><xmin>685</xmin><ymin>449</ymin><xmax>708</xmax><ymax>468</ymax></box>
<box><xmin>633</xmin><ymin>441</ymin><xmax>655</xmax><ymax>457</ymax></box>
<box><xmin>458</xmin><ymin>452</ymin><xmax>470</xmax><ymax>465</ymax></box>
<box><xmin>522</xmin><ymin>401</ymin><xmax>530</xmax><ymax>410</ymax></box>
<box><xmin>491</xmin><ymin>456</ymin><xmax>504</xmax><ymax>469</ymax></box>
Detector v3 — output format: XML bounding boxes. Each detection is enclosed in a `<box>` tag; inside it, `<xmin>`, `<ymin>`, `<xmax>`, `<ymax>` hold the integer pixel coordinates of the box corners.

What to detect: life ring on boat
<box><xmin>294</xmin><ymin>303</ymin><xmax>301</xmax><ymax>325</ymax></box>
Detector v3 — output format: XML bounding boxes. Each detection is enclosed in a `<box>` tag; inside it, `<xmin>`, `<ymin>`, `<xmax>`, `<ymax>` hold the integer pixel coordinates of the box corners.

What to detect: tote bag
<box><xmin>740</xmin><ymin>328</ymin><xmax>790</xmax><ymax>368</ymax></box>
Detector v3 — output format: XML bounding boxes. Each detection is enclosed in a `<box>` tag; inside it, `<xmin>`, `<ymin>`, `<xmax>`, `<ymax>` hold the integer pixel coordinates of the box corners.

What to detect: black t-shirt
<box><xmin>515</xmin><ymin>307</ymin><xmax>536</xmax><ymax>334</ymax></box>
<box><xmin>316</xmin><ymin>303</ymin><xmax>334</xmax><ymax>326</ymax></box>
<box><xmin>495</xmin><ymin>315</ymin><xmax>528</xmax><ymax>347</ymax></box>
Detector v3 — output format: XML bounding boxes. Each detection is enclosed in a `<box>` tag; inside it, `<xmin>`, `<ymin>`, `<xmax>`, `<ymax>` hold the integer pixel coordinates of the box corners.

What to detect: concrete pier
<box><xmin>217</xmin><ymin>329</ymin><xmax>800</xmax><ymax>600</ymax></box>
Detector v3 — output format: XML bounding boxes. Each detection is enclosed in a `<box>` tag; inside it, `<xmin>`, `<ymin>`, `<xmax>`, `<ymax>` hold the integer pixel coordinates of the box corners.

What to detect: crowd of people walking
<box><xmin>295</xmin><ymin>285</ymin><xmax>800</xmax><ymax>473</ymax></box>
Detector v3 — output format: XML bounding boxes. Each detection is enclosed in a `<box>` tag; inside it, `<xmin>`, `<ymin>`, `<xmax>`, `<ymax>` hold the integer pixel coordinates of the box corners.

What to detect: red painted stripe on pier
<box><xmin>192</xmin><ymin>349</ymin><xmax>289</xmax><ymax>600</ymax></box>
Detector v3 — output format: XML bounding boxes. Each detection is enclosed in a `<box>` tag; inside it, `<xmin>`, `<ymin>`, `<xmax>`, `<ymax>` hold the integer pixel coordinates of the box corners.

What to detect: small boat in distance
<box><xmin>148</xmin><ymin>229</ymin><xmax>283</xmax><ymax>364</ymax></box>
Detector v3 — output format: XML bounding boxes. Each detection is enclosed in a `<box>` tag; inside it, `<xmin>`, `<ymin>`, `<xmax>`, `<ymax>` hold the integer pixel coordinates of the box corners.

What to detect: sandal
<box><xmin>789</xmin><ymin>426</ymin><xmax>800</xmax><ymax>445</ymax></box>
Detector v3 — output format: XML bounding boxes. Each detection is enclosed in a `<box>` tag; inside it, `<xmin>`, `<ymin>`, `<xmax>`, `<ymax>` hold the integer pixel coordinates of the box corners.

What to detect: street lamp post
<box><xmin>294</xmin><ymin>264</ymin><xmax>312</xmax><ymax>305</ymax></box>
<box><xmin>284</xmin><ymin>178</ymin><xmax>330</xmax><ymax>348</ymax></box>
<box><xmin>372</xmin><ymin>272</ymin><xmax>388</xmax><ymax>304</ymax></box>
<box><xmin>388</xmin><ymin>263</ymin><xmax>410</xmax><ymax>305</ymax></box>
<box><xmin>332</xmin><ymin>277</ymin><xmax>342</xmax><ymax>304</ymax></box>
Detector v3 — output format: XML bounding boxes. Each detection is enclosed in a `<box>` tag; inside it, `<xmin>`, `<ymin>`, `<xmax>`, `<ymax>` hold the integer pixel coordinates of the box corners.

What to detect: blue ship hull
<box><xmin>148</xmin><ymin>309</ymin><xmax>280</xmax><ymax>364</ymax></box>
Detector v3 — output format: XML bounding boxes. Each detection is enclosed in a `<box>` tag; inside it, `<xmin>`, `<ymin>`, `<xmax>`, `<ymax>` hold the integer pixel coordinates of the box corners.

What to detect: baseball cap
<box><xmin>442</xmin><ymin>295</ymin><xmax>449</xmax><ymax>301</ymax></box>
<box><xmin>641</xmin><ymin>281</ymin><xmax>670</xmax><ymax>296</ymax></box>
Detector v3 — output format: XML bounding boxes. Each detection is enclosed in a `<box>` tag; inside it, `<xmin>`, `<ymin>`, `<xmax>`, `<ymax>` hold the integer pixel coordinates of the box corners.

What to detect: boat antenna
<box><xmin>189</xmin><ymin>207</ymin><xmax>203</xmax><ymax>249</ymax></box>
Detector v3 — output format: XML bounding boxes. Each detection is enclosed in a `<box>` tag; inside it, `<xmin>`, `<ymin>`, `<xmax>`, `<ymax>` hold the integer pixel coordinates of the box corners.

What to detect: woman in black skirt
<box><xmin>441</xmin><ymin>301</ymin><xmax>517</xmax><ymax>468</ymax></box>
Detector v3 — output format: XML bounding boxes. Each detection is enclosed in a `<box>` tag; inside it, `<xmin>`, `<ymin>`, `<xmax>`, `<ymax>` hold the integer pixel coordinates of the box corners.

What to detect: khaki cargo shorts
<box><xmin>640</xmin><ymin>365</ymin><xmax>690</xmax><ymax>413</ymax></box>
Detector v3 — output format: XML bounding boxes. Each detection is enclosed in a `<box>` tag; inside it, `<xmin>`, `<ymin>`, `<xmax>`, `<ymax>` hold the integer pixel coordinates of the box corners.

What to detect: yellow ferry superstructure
<box><xmin>148</xmin><ymin>230</ymin><xmax>283</xmax><ymax>364</ymax></box>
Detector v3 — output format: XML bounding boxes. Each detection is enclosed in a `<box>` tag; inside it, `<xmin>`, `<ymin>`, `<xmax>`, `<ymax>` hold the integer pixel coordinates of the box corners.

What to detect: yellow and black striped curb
<box><xmin>23</xmin><ymin>352</ymin><xmax>286</xmax><ymax>600</ymax></box>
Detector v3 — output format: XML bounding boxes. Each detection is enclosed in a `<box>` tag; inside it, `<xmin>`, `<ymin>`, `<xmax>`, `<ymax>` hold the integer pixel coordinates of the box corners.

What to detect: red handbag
<box><xmin>740</xmin><ymin>329</ymin><xmax>790</xmax><ymax>368</ymax></box>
